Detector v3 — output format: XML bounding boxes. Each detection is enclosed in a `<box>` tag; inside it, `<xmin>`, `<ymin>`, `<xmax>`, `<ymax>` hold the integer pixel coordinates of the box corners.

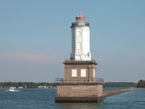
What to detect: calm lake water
<box><xmin>0</xmin><ymin>88</ymin><xmax>145</xmax><ymax>109</ymax></box>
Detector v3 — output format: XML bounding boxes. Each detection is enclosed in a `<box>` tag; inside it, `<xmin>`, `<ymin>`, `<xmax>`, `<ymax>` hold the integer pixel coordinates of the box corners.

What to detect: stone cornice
<box><xmin>55</xmin><ymin>82</ymin><xmax>104</xmax><ymax>85</ymax></box>
<box><xmin>63</xmin><ymin>61</ymin><xmax>98</xmax><ymax>65</ymax></box>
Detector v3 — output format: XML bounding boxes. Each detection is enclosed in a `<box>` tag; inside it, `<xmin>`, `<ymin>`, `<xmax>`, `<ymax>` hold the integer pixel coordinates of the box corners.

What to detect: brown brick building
<box><xmin>55</xmin><ymin>61</ymin><xmax>104</xmax><ymax>102</ymax></box>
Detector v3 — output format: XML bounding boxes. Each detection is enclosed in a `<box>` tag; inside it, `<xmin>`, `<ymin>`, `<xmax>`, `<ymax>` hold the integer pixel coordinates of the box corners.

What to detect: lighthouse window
<box><xmin>77</xmin><ymin>42</ymin><xmax>81</xmax><ymax>49</ymax></box>
<box><xmin>77</xmin><ymin>37</ymin><xmax>81</xmax><ymax>42</ymax></box>
<box><xmin>81</xmin><ymin>69</ymin><xmax>86</xmax><ymax>77</ymax></box>
<box><xmin>72</xmin><ymin>69</ymin><xmax>77</xmax><ymax>77</ymax></box>
<box><xmin>77</xmin><ymin>56</ymin><xmax>81</xmax><ymax>60</ymax></box>
<box><xmin>93</xmin><ymin>69</ymin><xmax>95</xmax><ymax>77</ymax></box>
<box><xmin>77</xmin><ymin>31</ymin><xmax>81</xmax><ymax>36</ymax></box>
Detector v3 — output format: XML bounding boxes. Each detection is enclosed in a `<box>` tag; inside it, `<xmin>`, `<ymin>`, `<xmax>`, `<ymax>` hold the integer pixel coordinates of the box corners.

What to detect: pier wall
<box><xmin>103</xmin><ymin>88</ymin><xmax>137</xmax><ymax>97</ymax></box>
<box><xmin>57</xmin><ymin>85</ymin><xmax>103</xmax><ymax>97</ymax></box>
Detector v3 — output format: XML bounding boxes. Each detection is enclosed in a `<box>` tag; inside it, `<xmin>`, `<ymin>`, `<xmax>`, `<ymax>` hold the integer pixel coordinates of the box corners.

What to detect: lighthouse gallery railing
<box><xmin>55</xmin><ymin>78</ymin><xmax>104</xmax><ymax>83</ymax></box>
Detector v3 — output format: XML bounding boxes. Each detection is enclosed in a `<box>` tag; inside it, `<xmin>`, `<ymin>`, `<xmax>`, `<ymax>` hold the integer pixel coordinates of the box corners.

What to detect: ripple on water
<box><xmin>0</xmin><ymin>88</ymin><xmax>145</xmax><ymax>109</ymax></box>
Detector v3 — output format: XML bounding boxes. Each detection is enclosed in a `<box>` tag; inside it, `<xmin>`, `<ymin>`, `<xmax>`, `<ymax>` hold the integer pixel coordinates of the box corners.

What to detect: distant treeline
<box><xmin>137</xmin><ymin>80</ymin><xmax>145</xmax><ymax>88</ymax></box>
<box><xmin>0</xmin><ymin>82</ymin><xmax>56</xmax><ymax>88</ymax></box>
<box><xmin>103</xmin><ymin>82</ymin><xmax>137</xmax><ymax>88</ymax></box>
<box><xmin>0</xmin><ymin>82</ymin><xmax>137</xmax><ymax>88</ymax></box>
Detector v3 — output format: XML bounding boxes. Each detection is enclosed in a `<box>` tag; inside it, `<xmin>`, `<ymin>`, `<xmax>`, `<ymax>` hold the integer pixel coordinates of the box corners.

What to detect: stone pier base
<box><xmin>55</xmin><ymin>83</ymin><xmax>104</xmax><ymax>102</ymax></box>
<box><xmin>55</xmin><ymin>96</ymin><xmax>106</xmax><ymax>102</ymax></box>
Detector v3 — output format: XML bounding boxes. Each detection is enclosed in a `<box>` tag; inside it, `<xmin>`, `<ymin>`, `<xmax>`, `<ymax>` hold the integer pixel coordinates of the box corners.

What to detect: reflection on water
<box><xmin>0</xmin><ymin>88</ymin><xmax>144</xmax><ymax>109</ymax></box>
<box><xmin>57</xmin><ymin>102</ymin><xmax>103</xmax><ymax>109</ymax></box>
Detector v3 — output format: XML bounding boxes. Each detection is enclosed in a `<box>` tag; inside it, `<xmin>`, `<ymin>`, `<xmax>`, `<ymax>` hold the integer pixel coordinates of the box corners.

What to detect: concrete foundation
<box><xmin>55</xmin><ymin>96</ymin><xmax>105</xmax><ymax>102</ymax></box>
<box><xmin>57</xmin><ymin>85</ymin><xmax>103</xmax><ymax>97</ymax></box>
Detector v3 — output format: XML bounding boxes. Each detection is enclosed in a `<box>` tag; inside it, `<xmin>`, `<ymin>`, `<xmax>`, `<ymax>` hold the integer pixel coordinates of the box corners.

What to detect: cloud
<box><xmin>23</xmin><ymin>49</ymin><xmax>68</xmax><ymax>56</ymax></box>
<box><xmin>121</xmin><ymin>62</ymin><xmax>145</xmax><ymax>68</ymax></box>
<box><xmin>122</xmin><ymin>62</ymin><xmax>132</xmax><ymax>66</ymax></box>
<box><xmin>0</xmin><ymin>52</ymin><xmax>66</xmax><ymax>82</ymax></box>
<box><xmin>140</xmin><ymin>64</ymin><xmax>145</xmax><ymax>67</ymax></box>
<box><xmin>0</xmin><ymin>52</ymin><xmax>64</xmax><ymax>66</ymax></box>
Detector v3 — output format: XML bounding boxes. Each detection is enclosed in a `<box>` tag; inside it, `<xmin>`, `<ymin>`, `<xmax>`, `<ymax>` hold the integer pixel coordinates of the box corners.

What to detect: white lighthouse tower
<box><xmin>70</xmin><ymin>13</ymin><xmax>91</xmax><ymax>61</ymax></box>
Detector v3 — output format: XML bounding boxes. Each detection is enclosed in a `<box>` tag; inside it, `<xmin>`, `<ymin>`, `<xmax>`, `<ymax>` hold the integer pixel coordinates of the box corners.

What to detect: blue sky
<box><xmin>0</xmin><ymin>0</ymin><xmax>145</xmax><ymax>82</ymax></box>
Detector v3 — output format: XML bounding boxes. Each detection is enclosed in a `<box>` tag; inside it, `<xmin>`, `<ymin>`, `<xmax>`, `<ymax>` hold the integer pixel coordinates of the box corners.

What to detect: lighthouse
<box><xmin>55</xmin><ymin>13</ymin><xmax>104</xmax><ymax>102</ymax></box>
<box><xmin>70</xmin><ymin>13</ymin><xmax>91</xmax><ymax>61</ymax></box>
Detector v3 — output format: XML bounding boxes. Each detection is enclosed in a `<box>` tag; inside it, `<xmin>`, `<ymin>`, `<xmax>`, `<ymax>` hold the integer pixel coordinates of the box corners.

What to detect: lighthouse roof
<box><xmin>76</xmin><ymin>13</ymin><xmax>86</xmax><ymax>19</ymax></box>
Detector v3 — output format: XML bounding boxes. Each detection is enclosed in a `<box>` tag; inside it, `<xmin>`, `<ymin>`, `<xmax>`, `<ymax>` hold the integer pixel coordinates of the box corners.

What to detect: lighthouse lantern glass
<box><xmin>76</xmin><ymin>19</ymin><xmax>85</xmax><ymax>23</ymax></box>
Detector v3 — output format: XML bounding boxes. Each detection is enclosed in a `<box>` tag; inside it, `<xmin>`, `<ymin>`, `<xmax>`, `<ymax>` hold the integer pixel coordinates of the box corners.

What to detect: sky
<box><xmin>0</xmin><ymin>0</ymin><xmax>145</xmax><ymax>83</ymax></box>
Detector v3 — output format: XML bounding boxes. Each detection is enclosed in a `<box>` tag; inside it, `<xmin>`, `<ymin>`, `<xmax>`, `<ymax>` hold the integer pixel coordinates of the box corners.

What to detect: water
<box><xmin>0</xmin><ymin>88</ymin><xmax>145</xmax><ymax>109</ymax></box>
